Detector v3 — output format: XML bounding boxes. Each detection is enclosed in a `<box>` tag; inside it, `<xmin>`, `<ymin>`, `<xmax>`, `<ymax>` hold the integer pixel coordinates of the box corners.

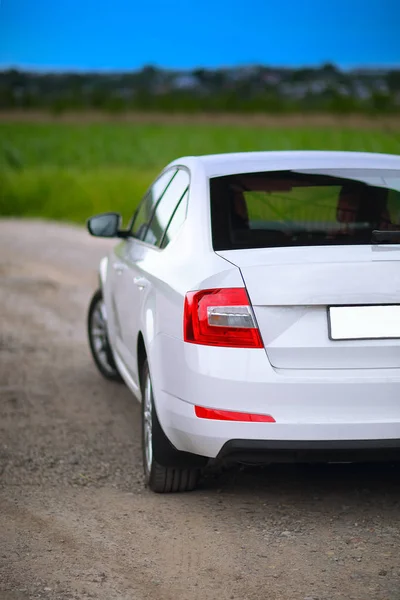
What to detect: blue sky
<box><xmin>0</xmin><ymin>0</ymin><xmax>399</xmax><ymax>71</ymax></box>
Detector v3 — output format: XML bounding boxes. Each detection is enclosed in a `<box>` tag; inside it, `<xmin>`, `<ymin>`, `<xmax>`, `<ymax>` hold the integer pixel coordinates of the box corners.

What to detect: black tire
<box><xmin>141</xmin><ymin>359</ymin><xmax>206</xmax><ymax>493</ymax></box>
<box><xmin>87</xmin><ymin>289</ymin><xmax>123</xmax><ymax>382</ymax></box>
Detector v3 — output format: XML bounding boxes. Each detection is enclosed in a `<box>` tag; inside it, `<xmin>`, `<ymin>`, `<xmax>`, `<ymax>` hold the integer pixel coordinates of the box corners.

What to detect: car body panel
<box><xmin>218</xmin><ymin>246</ymin><xmax>400</xmax><ymax>369</ymax></box>
<box><xmin>182</xmin><ymin>150</ymin><xmax>400</xmax><ymax>178</ymax></box>
<box><xmin>104</xmin><ymin>232</ymin><xmax>244</xmax><ymax>391</ymax></box>
<box><xmin>151</xmin><ymin>335</ymin><xmax>400</xmax><ymax>457</ymax></box>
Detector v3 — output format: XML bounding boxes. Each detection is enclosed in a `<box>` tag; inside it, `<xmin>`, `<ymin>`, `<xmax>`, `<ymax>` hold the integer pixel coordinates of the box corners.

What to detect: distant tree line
<box><xmin>1</xmin><ymin>64</ymin><xmax>400</xmax><ymax>114</ymax></box>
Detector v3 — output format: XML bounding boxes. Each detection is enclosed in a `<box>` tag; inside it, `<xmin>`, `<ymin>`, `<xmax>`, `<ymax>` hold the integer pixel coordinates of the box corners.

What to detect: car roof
<box><xmin>169</xmin><ymin>151</ymin><xmax>400</xmax><ymax>178</ymax></box>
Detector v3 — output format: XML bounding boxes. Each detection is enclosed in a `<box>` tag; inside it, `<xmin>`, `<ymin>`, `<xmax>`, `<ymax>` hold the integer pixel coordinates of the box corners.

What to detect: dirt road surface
<box><xmin>2</xmin><ymin>110</ymin><xmax>400</xmax><ymax>130</ymax></box>
<box><xmin>1</xmin><ymin>219</ymin><xmax>400</xmax><ymax>600</ymax></box>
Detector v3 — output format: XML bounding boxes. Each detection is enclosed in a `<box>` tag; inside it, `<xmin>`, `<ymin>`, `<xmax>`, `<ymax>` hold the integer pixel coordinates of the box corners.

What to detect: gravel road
<box><xmin>1</xmin><ymin>219</ymin><xmax>400</xmax><ymax>600</ymax></box>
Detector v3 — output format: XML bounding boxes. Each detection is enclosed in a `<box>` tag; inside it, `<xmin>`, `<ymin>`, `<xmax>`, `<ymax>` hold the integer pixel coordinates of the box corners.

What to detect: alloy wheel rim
<box><xmin>143</xmin><ymin>373</ymin><xmax>153</xmax><ymax>474</ymax></box>
<box><xmin>91</xmin><ymin>299</ymin><xmax>116</xmax><ymax>375</ymax></box>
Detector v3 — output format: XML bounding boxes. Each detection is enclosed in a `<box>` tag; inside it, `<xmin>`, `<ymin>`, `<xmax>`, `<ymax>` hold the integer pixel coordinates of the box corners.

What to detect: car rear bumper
<box><xmin>156</xmin><ymin>390</ymin><xmax>400</xmax><ymax>458</ymax></box>
<box><xmin>216</xmin><ymin>438</ymin><xmax>400</xmax><ymax>465</ymax></box>
<box><xmin>150</xmin><ymin>335</ymin><xmax>400</xmax><ymax>459</ymax></box>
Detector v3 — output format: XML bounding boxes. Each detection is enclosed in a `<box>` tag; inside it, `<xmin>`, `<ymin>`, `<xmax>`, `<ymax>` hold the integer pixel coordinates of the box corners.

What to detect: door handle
<box><xmin>133</xmin><ymin>276</ymin><xmax>148</xmax><ymax>290</ymax></box>
<box><xmin>113</xmin><ymin>262</ymin><xmax>127</xmax><ymax>274</ymax></box>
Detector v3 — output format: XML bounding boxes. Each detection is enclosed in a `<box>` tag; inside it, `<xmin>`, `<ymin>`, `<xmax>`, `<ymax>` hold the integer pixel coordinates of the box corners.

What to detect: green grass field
<box><xmin>1</xmin><ymin>120</ymin><xmax>399</xmax><ymax>225</ymax></box>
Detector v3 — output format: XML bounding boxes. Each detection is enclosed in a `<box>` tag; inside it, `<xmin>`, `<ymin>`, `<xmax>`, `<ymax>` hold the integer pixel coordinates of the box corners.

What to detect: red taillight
<box><xmin>183</xmin><ymin>288</ymin><xmax>263</xmax><ymax>348</ymax></box>
<box><xmin>195</xmin><ymin>406</ymin><xmax>275</xmax><ymax>422</ymax></box>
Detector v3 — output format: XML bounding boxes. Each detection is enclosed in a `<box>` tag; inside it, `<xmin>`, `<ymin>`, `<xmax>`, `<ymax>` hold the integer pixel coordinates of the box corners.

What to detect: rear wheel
<box><xmin>141</xmin><ymin>359</ymin><xmax>204</xmax><ymax>493</ymax></box>
<box><xmin>87</xmin><ymin>289</ymin><xmax>122</xmax><ymax>382</ymax></box>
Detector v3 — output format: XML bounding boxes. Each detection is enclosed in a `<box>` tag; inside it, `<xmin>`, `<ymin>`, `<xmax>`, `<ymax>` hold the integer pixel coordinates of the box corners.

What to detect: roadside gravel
<box><xmin>1</xmin><ymin>219</ymin><xmax>399</xmax><ymax>600</ymax></box>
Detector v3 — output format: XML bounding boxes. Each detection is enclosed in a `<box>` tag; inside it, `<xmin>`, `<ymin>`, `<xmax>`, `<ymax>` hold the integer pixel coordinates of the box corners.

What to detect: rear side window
<box><xmin>144</xmin><ymin>169</ymin><xmax>189</xmax><ymax>246</ymax></box>
<box><xmin>210</xmin><ymin>169</ymin><xmax>400</xmax><ymax>250</ymax></box>
<box><xmin>160</xmin><ymin>190</ymin><xmax>189</xmax><ymax>249</ymax></box>
<box><xmin>131</xmin><ymin>169</ymin><xmax>177</xmax><ymax>240</ymax></box>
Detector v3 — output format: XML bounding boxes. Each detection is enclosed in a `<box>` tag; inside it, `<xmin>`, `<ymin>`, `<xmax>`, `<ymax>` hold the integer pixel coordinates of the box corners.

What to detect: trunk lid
<box><xmin>218</xmin><ymin>245</ymin><xmax>400</xmax><ymax>369</ymax></box>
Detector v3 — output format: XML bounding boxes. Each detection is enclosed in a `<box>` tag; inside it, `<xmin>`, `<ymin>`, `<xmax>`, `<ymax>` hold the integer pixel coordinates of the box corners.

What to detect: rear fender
<box><xmin>98</xmin><ymin>256</ymin><xmax>108</xmax><ymax>290</ymax></box>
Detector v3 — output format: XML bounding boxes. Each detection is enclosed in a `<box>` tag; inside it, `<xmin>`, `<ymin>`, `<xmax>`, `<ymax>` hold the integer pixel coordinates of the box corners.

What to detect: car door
<box><xmin>116</xmin><ymin>169</ymin><xmax>189</xmax><ymax>385</ymax></box>
<box><xmin>111</xmin><ymin>168</ymin><xmax>177</xmax><ymax>374</ymax></box>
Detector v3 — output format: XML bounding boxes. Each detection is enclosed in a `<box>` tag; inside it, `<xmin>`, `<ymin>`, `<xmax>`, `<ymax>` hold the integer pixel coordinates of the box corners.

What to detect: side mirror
<box><xmin>87</xmin><ymin>212</ymin><xmax>123</xmax><ymax>238</ymax></box>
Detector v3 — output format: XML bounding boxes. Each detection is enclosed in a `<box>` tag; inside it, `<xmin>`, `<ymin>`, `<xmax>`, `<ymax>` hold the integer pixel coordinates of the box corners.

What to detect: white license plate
<box><xmin>329</xmin><ymin>305</ymin><xmax>400</xmax><ymax>340</ymax></box>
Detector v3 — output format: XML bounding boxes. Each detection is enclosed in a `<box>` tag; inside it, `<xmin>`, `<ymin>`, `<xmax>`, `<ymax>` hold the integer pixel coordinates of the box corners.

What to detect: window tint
<box><xmin>160</xmin><ymin>190</ymin><xmax>189</xmax><ymax>249</ymax></box>
<box><xmin>130</xmin><ymin>169</ymin><xmax>177</xmax><ymax>239</ymax></box>
<box><xmin>210</xmin><ymin>169</ymin><xmax>400</xmax><ymax>250</ymax></box>
<box><xmin>144</xmin><ymin>169</ymin><xmax>190</xmax><ymax>246</ymax></box>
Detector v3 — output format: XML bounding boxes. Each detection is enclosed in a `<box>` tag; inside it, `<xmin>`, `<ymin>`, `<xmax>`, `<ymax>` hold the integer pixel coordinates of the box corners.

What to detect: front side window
<box><xmin>144</xmin><ymin>169</ymin><xmax>190</xmax><ymax>246</ymax></box>
<box><xmin>130</xmin><ymin>169</ymin><xmax>177</xmax><ymax>240</ymax></box>
<box><xmin>210</xmin><ymin>169</ymin><xmax>400</xmax><ymax>250</ymax></box>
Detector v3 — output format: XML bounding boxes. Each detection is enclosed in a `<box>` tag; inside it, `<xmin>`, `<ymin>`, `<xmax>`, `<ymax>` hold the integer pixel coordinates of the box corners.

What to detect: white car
<box><xmin>87</xmin><ymin>150</ymin><xmax>400</xmax><ymax>493</ymax></box>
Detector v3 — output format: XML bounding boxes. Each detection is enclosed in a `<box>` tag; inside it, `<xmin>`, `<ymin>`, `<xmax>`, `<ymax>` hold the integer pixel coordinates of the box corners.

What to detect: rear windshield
<box><xmin>210</xmin><ymin>168</ymin><xmax>400</xmax><ymax>250</ymax></box>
